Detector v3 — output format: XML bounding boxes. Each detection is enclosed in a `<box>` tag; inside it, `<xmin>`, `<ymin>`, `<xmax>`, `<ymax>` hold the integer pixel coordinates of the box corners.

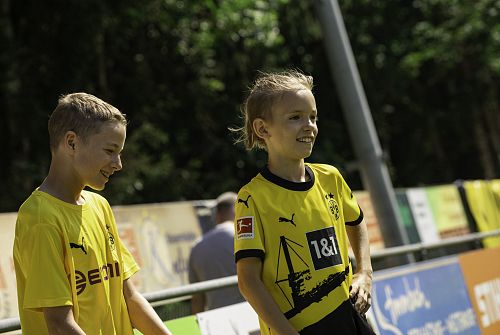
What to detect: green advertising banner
<box><xmin>425</xmin><ymin>185</ymin><xmax>470</xmax><ymax>238</ymax></box>
<box><xmin>395</xmin><ymin>190</ymin><xmax>420</xmax><ymax>244</ymax></box>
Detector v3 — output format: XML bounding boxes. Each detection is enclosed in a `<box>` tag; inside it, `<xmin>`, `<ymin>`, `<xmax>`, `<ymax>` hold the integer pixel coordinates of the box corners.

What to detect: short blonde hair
<box><xmin>48</xmin><ymin>93</ymin><xmax>127</xmax><ymax>151</ymax></box>
<box><xmin>233</xmin><ymin>70</ymin><xmax>313</xmax><ymax>150</ymax></box>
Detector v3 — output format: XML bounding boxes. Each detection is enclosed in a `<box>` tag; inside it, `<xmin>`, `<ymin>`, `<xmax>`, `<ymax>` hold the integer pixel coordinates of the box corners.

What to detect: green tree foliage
<box><xmin>341</xmin><ymin>0</ymin><xmax>500</xmax><ymax>185</ymax></box>
<box><xmin>0</xmin><ymin>0</ymin><xmax>498</xmax><ymax>212</ymax></box>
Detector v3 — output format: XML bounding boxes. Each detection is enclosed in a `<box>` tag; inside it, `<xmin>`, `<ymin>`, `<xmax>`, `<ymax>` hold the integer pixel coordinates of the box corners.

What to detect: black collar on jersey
<box><xmin>260</xmin><ymin>164</ymin><xmax>315</xmax><ymax>191</ymax></box>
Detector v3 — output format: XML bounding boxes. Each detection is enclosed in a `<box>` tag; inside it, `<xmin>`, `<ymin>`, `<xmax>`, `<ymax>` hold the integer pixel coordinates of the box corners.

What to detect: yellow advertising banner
<box><xmin>425</xmin><ymin>185</ymin><xmax>470</xmax><ymax>238</ymax></box>
<box><xmin>490</xmin><ymin>179</ymin><xmax>500</xmax><ymax>207</ymax></box>
<box><xmin>463</xmin><ymin>180</ymin><xmax>500</xmax><ymax>248</ymax></box>
<box><xmin>112</xmin><ymin>202</ymin><xmax>202</xmax><ymax>292</ymax></box>
<box><xmin>458</xmin><ymin>247</ymin><xmax>500</xmax><ymax>335</ymax></box>
<box><xmin>353</xmin><ymin>191</ymin><xmax>385</xmax><ymax>251</ymax></box>
<box><xmin>0</xmin><ymin>213</ymin><xmax>18</xmax><ymax>320</ymax></box>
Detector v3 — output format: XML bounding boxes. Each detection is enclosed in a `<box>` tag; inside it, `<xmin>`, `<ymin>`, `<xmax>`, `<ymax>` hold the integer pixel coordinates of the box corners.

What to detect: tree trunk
<box><xmin>473</xmin><ymin>110</ymin><xmax>496</xmax><ymax>179</ymax></box>
<box><xmin>428</xmin><ymin>117</ymin><xmax>454</xmax><ymax>181</ymax></box>
<box><xmin>483</xmin><ymin>86</ymin><xmax>500</xmax><ymax>176</ymax></box>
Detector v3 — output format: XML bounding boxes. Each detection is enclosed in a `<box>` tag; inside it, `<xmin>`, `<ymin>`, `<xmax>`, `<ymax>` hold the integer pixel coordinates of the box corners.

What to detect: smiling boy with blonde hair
<box><xmin>14</xmin><ymin>93</ymin><xmax>172</xmax><ymax>335</ymax></box>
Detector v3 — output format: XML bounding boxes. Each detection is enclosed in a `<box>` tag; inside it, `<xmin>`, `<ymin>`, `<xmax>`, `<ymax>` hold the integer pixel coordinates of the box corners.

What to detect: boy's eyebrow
<box><xmin>289</xmin><ymin>109</ymin><xmax>317</xmax><ymax>114</ymax></box>
<box><xmin>105</xmin><ymin>143</ymin><xmax>124</xmax><ymax>150</ymax></box>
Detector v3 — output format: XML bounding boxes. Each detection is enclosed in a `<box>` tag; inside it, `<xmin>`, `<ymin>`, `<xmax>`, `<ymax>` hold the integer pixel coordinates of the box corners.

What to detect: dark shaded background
<box><xmin>1</xmin><ymin>0</ymin><xmax>498</xmax><ymax>211</ymax></box>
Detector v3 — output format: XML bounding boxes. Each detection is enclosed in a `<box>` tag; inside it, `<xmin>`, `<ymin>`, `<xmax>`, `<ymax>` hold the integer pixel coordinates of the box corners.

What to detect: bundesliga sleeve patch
<box><xmin>236</xmin><ymin>216</ymin><xmax>254</xmax><ymax>239</ymax></box>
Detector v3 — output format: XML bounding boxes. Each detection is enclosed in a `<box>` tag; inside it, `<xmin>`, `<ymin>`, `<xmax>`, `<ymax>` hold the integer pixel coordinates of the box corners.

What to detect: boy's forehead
<box><xmin>93</xmin><ymin>120</ymin><xmax>126</xmax><ymax>133</ymax></box>
<box><xmin>88</xmin><ymin>122</ymin><xmax>126</xmax><ymax>143</ymax></box>
<box><xmin>276</xmin><ymin>89</ymin><xmax>316</xmax><ymax>111</ymax></box>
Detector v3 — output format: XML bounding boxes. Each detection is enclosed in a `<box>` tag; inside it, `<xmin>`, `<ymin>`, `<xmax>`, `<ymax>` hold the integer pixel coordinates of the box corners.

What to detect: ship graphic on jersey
<box><xmin>276</xmin><ymin>235</ymin><xmax>348</xmax><ymax>319</ymax></box>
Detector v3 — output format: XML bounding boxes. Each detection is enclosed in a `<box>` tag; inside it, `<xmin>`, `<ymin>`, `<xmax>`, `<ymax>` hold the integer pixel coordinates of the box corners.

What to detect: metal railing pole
<box><xmin>371</xmin><ymin>229</ymin><xmax>500</xmax><ymax>259</ymax></box>
<box><xmin>0</xmin><ymin>318</ymin><xmax>19</xmax><ymax>333</ymax></box>
<box><xmin>143</xmin><ymin>275</ymin><xmax>238</xmax><ymax>303</ymax></box>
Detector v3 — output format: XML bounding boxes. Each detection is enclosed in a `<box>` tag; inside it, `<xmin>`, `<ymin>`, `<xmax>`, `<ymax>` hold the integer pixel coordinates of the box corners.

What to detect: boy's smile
<box><xmin>73</xmin><ymin>121</ymin><xmax>126</xmax><ymax>191</ymax></box>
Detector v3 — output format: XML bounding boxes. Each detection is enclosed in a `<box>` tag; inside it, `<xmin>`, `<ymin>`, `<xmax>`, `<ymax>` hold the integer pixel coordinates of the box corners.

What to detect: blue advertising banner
<box><xmin>370</xmin><ymin>257</ymin><xmax>481</xmax><ymax>335</ymax></box>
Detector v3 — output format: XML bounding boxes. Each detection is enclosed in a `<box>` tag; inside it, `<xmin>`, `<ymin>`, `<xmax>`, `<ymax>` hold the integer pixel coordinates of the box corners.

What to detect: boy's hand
<box><xmin>349</xmin><ymin>270</ymin><xmax>373</xmax><ymax>314</ymax></box>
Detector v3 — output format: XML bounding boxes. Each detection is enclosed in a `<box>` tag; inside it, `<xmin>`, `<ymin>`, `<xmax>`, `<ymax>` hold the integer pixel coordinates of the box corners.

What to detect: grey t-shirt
<box><xmin>188</xmin><ymin>221</ymin><xmax>245</xmax><ymax>310</ymax></box>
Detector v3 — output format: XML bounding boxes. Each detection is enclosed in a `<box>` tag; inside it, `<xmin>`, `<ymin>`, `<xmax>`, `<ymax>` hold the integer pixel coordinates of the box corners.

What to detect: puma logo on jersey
<box><xmin>70</xmin><ymin>237</ymin><xmax>87</xmax><ymax>254</ymax></box>
<box><xmin>278</xmin><ymin>213</ymin><xmax>296</xmax><ymax>226</ymax></box>
<box><xmin>238</xmin><ymin>195</ymin><xmax>252</xmax><ymax>208</ymax></box>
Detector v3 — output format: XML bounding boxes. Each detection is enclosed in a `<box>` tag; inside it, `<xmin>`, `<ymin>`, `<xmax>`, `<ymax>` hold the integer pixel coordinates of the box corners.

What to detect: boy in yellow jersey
<box><xmin>233</xmin><ymin>71</ymin><xmax>375</xmax><ymax>334</ymax></box>
<box><xmin>13</xmin><ymin>93</ymin><xmax>172</xmax><ymax>335</ymax></box>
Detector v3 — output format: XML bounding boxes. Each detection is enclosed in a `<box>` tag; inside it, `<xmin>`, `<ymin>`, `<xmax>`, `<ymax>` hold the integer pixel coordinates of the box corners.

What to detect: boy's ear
<box><xmin>253</xmin><ymin>118</ymin><xmax>269</xmax><ymax>140</ymax></box>
<box><xmin>64</xmin><ymin>131</ymin><xmax>78</xmax><ymax>152</ymax></box>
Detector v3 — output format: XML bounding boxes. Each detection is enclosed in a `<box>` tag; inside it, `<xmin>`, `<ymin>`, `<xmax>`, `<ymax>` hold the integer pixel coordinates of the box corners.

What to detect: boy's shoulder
<box><xmin>82</xmin><ymin>189</ymin><xmax>109</xmax><ymax>205</ymax></box>
<box><xmin>307</xmin><ymin>162</ymin><xmax>342</xmax><ymax>177</ymax></box>
<box><xmin>238</xmin><ymin>170</ymin><xmax>270</xmax><ymax>193</ymax></box>
<box><xmin>18</xmin><ymin>189</ymin><xmax>110</xmax><ymax>219</ymax></box>
<box><xmin>18</xmin><ymin>189</ymin><xmax>52</xmax><ymax>214</ymax></box>
<box><xmin>81</xmin><ymin>190</ymin><xmax>113</xmax><ymax>215</ymax></box>
<box><xmin>16</xmin><ymin>190</ymin><xmax>64</xmax><ymax>233</ymax></box>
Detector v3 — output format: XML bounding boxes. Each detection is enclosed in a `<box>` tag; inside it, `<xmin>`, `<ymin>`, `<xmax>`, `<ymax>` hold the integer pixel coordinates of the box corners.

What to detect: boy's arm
<box><xmin>237</xmin><ymin>257</ymin><xmax>299</xmax><ymax>335</ymax></box>
<box><xmin>43</xmin><ymin>306</ymin><xmax>86</xmax><ymax>335</ymax></box>
<box><xmin>123</xmin><ymin>279</ymin><xmax>173</xmax><ymax>335</ymax></box>
<box><xmin>346</xmin><ymin>220</ymin><xmax>373</xmax><ymax>314</ymax></box>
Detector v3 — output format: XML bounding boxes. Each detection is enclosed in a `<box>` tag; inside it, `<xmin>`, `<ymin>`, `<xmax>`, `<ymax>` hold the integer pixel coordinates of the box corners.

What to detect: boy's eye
<box><xmin>289</xmin><ymin>115</ymin><xmax>300</xmax><ymax>120</ymax></box>
<box><xmin>105</xmin><ymin>149</ymin><xmax>114</xmax><ymax>154</ymax></box>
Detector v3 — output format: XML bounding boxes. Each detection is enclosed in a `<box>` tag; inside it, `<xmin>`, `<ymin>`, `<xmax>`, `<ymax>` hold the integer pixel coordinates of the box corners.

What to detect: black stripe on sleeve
<box><xmin>235</xmin><ymin>249</ymin><xmax>265</xmax><ymax>263</ymax></box>
<box><xmin>345</xmin><ymin>207</ymin><xmax>364</xmax><ymax>226</ymax></box>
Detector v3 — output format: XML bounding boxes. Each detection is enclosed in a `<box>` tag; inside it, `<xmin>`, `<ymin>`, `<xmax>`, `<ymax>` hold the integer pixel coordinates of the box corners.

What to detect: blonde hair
<box><xmin>48</xmin><ymin>92</ymin><xmax>127</xmax><ymax>151</ymax></box>
<box><xmin>232</xmin><ymin>70</ymin><xmax>313</xmax><ymax>150</ymax></box>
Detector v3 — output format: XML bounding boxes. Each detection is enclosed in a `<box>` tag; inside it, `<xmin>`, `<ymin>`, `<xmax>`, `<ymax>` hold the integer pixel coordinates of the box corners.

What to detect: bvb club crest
<box><xmin>325</xmin><ymin>193</ymin><xmax>340</xmax><ymax>220</ymax></box>
<box><xmin>105</xmin><ymin>225</ymin><xmax>116</xmax><ymax>251</ymax></box>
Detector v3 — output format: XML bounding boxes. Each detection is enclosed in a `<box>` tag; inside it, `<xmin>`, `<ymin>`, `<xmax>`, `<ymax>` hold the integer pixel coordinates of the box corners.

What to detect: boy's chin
<box><xmin>302</xmin><ymin>151</ymin><xmax>313</xmax><ymax>159</ymax></box>
<box><xmin>88</xmin><ymin>184</ymin><xmax>106</xmax><ymax>191</ymax></box>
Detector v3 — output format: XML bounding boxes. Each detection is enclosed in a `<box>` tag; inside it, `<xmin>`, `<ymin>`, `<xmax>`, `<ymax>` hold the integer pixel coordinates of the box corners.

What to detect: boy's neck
<box><xmin>267</xmin><ymin>160</ymin><xmax>309</xmax><ymax>183</ymax></box>
<box><xmin>39</xmin><ymin>162</ymin><xmax>85</xmax><ymax>205</ymax></box>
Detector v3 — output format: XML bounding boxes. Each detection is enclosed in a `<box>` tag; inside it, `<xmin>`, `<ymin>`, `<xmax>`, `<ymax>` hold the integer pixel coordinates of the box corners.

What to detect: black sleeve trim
<box><xmin>345</xmin><ymin>207</ymin><xmax>364</xmax><ymax>226</ymax></box>
<box><xmin>235</xmin><ymin>249</ymin><xmax>265</xmax><ymax>263</ymax></box>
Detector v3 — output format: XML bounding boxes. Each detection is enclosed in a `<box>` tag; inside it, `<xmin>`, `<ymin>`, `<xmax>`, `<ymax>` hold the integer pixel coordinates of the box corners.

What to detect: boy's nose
<box><xmin>112</xmin><ymin>155</ymin><xmax>122</xmax><ymax>171</ymax></box>
<box><xmin>304</xmin><ymin>120</ymin><xmax>316</xmax><ymax>131</ymax></box>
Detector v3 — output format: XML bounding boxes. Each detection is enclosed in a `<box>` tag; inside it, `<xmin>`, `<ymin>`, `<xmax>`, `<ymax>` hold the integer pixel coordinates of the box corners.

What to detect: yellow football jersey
<box><xmin>234</xmin><ymin>163</ymin><xmax>362</xmax><ymax>333</ymax></box>
<box><xmin>14</xmin><ymin>189</ymin><xmax>139</xmax><ymax>335</ymax></box>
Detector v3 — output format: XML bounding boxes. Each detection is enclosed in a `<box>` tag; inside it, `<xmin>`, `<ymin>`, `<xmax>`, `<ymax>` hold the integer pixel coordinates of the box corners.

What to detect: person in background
<box><xmin>188</xmin><ymin>192</ymin><xmax>246</xmax><ymax>313</ymax></box>
<box><xmin>232</xmin><ymin>70</ymin><xmax>374</xmax><ymax>335</ymax></box>
<box><xmin>13</xmin><ymin>93</ymin><xmax>172</xmax><ymax>335</ymax></box>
